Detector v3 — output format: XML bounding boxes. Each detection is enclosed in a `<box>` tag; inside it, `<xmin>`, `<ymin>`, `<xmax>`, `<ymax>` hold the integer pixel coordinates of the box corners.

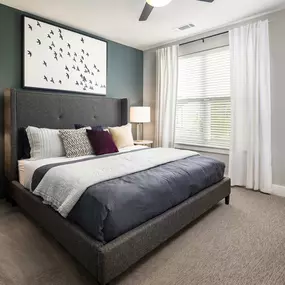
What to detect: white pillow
<box><xmin>108</xmin><ymin>123</ymin><xmax>134</xmax><ymax>149</ymax></box>
<box><xmin>26</xmin><ymin>126</ymin><xmax>66</xmax><ymax>159</ymax></box>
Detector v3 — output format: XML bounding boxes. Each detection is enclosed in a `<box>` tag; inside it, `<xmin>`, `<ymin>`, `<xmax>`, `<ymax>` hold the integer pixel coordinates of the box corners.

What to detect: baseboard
<box><xmin>272</xmin><ymin>184</ymin><xmax>285</xmax><ymax>198</ymax></box>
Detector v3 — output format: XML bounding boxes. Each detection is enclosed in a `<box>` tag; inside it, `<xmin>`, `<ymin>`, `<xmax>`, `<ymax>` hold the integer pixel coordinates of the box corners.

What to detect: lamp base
<box><xmin>136</xmin><ymin>123</ymin><xmax>143</xmax><ymax>141</ymax></box>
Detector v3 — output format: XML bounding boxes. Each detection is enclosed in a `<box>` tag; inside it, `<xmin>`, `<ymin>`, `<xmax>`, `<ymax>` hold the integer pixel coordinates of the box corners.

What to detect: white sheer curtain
<box><xmin>154</xmin><ymin>45</ymin><xmax>178</xmax><ymax>148</ymax></box>
<box><xmin>229</xmin><ymin>20</ymin><xmax>272</xmax><ymax>193</ymax></box>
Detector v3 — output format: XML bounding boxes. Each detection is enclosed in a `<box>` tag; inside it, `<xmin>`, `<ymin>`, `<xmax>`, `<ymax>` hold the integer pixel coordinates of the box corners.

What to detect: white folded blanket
<box><xmin>33</xmin><ymin>148</ymin><xmax>198</xmax><ymax>217</ymax></box>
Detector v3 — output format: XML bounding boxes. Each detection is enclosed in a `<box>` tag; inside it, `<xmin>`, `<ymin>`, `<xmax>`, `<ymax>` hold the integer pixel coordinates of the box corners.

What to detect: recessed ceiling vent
<box><xmin>177</xmin><ymin>23</ymin><xmax>195</xmax><ymax>31</ymax></box>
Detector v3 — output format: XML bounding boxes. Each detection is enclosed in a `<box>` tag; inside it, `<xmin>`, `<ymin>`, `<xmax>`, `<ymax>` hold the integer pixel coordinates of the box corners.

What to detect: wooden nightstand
<box><xmin>134</xmin><ymin>140</ymin><xmax>153</xmax><ymax>147</ymax></box>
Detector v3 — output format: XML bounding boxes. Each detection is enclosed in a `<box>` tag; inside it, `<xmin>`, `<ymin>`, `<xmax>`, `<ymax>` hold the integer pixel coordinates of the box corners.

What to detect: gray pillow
<box><xmin>59</xmin><ymin>129</ymin><xmax>93</xmax><ymax>158</ymax></box>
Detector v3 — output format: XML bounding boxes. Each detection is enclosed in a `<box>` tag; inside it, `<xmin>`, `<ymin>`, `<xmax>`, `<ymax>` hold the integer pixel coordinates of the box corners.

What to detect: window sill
<box><xmin>175</xmin><ymin>144</ymin><xmax>229</xmax><ymax>155</ymax></box>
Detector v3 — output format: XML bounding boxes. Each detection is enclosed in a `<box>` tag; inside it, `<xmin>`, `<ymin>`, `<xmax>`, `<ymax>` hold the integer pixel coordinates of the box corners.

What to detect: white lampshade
<box><xmin>146</xmin><ymin>0</ymin><xmax>173</xmax><ymax>7</ymax></box>
<box><xmin>130</xmin><ymin>106</ymin><xmax>151</xmax><ymax>123</ymax></box>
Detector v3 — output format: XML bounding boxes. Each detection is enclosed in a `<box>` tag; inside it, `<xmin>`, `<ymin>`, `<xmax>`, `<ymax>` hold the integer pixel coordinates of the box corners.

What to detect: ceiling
<box><xmin>1</xmin><ymin>0</ymin><xmax>285</xmax><ymax>50</ymax></box>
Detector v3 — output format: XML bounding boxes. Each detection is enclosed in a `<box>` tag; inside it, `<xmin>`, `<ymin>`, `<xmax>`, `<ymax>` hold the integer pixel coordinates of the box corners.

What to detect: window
<box><xmin>175</xmin><ymin>46</ymin><xmax>231</xmax><ymax>149</ymax></box>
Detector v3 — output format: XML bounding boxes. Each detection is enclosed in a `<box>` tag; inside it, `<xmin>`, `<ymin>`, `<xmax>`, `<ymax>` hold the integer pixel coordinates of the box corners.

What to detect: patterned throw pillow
<box><xmin>59</xmin><ymin>129</ymin><xmax>93</xmax><ymax>158</ymax></box>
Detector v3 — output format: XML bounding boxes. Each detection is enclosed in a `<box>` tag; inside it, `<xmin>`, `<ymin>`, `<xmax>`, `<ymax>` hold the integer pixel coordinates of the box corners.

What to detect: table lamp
<box><xmin>130</xmin><ymin>106</ymin><xmax>151</xmax><ymax>141</ymax></box>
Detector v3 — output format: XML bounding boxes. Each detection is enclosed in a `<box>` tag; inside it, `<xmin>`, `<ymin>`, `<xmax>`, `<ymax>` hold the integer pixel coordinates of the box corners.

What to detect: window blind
<box><xmin>175</xmin><ymin>46</ymin><xmax>231</xmax><ymax>149</ymax></box>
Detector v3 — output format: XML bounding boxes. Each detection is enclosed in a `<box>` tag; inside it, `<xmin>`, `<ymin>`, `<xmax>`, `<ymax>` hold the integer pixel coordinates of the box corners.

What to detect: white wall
<box><xmin>143</xmin><ymin>8</ymin><xmax>285</xmax><ymax>187</ymax></box>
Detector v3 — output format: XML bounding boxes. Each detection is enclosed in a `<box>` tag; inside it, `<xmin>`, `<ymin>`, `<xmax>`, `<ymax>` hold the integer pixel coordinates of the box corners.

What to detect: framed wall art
<box><xmin>23</xmin><ymin>16</ymin><xmax>107</xmax><ymax>95</ymax></box>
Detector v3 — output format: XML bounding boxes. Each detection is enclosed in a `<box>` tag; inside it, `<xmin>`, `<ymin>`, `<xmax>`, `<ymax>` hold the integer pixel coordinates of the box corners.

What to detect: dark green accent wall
<box><xmin>0</xmin><ymin>4</ymin><xmax>143</xmax><ymax>198</ymax></box>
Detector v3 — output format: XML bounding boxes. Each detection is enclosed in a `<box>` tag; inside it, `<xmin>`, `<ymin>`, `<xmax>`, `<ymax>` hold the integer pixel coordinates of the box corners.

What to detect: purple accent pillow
<box><xmin>74</xmin><ymin>124</ymin><xmax>104</xmax><ymax>131</ymax></box>
<box><xmin>86</xmin><ymin>129</ymin><xmax>118</xmax><ymax>155</ymax></box>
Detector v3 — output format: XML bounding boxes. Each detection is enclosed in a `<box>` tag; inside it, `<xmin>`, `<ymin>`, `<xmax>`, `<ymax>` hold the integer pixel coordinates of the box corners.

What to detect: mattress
<box><xmin>18</xmin><ymin>145</ymin><xmax>147</xmax><ymax>189</ymax></box>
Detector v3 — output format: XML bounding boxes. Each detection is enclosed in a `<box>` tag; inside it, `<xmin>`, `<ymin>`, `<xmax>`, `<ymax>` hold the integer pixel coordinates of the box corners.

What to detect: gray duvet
<box><xmin>32</xmin><ymin>152</ymin><xmax>225</xmax><ymax>243</ymax></box>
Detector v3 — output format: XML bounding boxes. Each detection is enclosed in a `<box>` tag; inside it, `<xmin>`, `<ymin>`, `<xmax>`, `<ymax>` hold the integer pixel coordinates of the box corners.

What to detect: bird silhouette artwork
<box><xmin>84</xmin><ymin>64</ymin><xmax>90</xmax><ymax>73</ymax></box>
<box><xmin>25</xmin><ymin>18</ymin><xmax>106</xmax><ymax>95</ymax></box>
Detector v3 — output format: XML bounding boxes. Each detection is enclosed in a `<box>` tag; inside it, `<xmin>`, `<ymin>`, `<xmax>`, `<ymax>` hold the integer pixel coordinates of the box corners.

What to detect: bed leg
<box><xmin>225</xmin><ymin>195</ymin><xmax>230</xmax><ymax>205</ymax></box>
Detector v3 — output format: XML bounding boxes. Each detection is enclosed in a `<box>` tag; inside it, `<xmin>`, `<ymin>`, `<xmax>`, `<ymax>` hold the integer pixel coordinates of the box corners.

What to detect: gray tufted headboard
<box><xmin>4</xmin><ymin>88</ymin><xmax>128</xmax><ymax>181</ymax></box>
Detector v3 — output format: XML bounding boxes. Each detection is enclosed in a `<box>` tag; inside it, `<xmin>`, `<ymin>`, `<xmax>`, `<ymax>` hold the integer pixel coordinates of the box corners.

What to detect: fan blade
<box><xmin>139</xmin><ymin>3</ymin><xmax>154</xmax><ymax>21</ymax></box>
<box><xmin>197</xmin><ymin>0</ymin><xmax>214</xmax><ymax>2</ymax></box>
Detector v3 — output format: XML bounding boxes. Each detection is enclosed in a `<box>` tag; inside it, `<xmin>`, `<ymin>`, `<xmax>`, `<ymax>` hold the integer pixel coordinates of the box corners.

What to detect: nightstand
<box><xmin>134</xmin><ymin>140</ymin><xmax>153</xmax><ymax>147</ymax></box>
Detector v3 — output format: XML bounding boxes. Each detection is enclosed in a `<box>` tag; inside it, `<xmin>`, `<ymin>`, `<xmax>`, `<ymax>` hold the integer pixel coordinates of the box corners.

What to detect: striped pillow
<box><xmin>26</xmin><ymin>126</ymin><xmax>66</xmax><ymax>159</ymax></box>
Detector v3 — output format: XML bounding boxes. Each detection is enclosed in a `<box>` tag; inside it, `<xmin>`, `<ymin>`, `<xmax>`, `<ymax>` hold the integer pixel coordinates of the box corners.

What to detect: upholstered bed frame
<box><xmin>4</xmin><ymin>88</ymin><xmax>231</xmax><ymax>285</ymax></box>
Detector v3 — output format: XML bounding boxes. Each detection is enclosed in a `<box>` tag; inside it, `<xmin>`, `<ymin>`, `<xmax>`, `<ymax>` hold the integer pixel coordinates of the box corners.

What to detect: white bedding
<box><xmin>32</xmin><ymin>148</ymin><xmax>198</xmax><ymax>217</ymax></box>
<box><xmin>18</xmin><ymin>145</ymin><xmax>147</xmax><ymax>190</ymax></box>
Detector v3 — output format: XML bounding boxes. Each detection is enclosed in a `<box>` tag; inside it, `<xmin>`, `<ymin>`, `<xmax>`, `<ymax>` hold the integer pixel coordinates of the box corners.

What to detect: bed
<box><xmin>4</xmin><ymin>88</ymin><xmax>231</xmax><ymax>285</ymax></box>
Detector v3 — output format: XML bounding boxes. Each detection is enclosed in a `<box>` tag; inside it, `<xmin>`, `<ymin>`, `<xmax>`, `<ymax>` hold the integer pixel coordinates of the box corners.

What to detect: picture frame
<box><xmin>23</xmin><ymin>16</ymin><xmax>107</xmax><ymax>95</ymax></box>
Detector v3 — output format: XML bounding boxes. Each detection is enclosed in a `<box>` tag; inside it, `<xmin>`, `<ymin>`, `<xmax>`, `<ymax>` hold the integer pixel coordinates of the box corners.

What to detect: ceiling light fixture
<box><xmin>146</xmin><ymin>0</ymin><xmax>173</xmax><ymax>8</ymax></box>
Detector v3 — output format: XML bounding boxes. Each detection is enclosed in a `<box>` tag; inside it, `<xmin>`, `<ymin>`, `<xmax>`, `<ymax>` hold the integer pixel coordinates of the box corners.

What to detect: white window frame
<box><xmin>174</xmin><ymin>45</ymin><xmax>231</xmax><ymax>153</ymax></box>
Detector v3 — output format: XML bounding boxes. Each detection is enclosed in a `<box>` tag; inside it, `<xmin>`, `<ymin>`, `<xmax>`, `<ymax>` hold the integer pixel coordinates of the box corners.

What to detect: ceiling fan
<box><xmin>139</xmin><ymin>0</ymin><xmax>215</xmax><ymax>22</ymax></box>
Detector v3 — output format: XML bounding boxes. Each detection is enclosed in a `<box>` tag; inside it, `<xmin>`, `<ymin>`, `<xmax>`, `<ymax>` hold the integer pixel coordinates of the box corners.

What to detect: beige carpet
<box><xmin>1</xmin><ymin>188</ymin><xmax>285</xmax><ymax>285</ymax></box>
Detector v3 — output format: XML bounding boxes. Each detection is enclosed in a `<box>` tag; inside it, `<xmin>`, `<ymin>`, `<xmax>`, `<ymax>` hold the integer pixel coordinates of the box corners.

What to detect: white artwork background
<box><xmin>24</xmin><ymin>17</ymin><xmax>107</xmax><ymax>95</ymax></box>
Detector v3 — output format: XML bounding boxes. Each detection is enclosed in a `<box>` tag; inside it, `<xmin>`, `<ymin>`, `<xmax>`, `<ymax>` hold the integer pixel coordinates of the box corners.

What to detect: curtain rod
<box><xmin>179</xmin><ymin>31</ymin><xmax>229</xmax><ymax>47</ymax></box>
